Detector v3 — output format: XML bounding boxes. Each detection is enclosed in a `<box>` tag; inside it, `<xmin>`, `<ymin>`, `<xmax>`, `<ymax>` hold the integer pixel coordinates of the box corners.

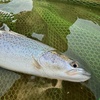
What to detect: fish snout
<box><xmin>77</xmin><ymin>68</ymin><xmax>91</xmax><ymax>76</ymax></box>
<box><xmin>66</xmin><ymin>68</ymin><xmax>91</xmax><ymax>77</ymax></box>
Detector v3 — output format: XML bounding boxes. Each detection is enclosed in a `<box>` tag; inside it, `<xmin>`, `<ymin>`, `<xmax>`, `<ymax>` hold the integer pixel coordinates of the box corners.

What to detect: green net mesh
<box><xmin>0</xmin><ymin>10</ymin><xmax>16</xmax><ymax>30</ymax></box>
<box><xmin>0</xmin><ymin>0</ymin><xmax>100</xmax><ymax>100</ymax></box>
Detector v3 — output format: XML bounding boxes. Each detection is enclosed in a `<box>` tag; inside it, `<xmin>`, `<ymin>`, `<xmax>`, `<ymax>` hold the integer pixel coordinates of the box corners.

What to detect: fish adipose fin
<box><xmin>32</xmin><ymin>55</ymin><xmax>41</xmax><ymax>69</ymax></box>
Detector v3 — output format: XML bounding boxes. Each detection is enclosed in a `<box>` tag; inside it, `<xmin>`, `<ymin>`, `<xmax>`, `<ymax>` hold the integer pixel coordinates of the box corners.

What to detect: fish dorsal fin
<box><xmin>0</xmin><ymin>23</ymin><xmax>10</xmax><ymax>32</ymax></box>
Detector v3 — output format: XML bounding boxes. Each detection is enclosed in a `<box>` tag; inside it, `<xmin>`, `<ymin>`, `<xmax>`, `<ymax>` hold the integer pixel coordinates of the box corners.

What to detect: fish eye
<box><xmin>71</xmin><ymin>62</ymin><xmax>78</xmax><ymax>68</ymax></box>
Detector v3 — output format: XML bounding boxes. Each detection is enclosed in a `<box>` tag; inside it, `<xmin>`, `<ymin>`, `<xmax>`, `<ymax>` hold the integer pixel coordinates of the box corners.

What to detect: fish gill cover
<box><xmin>0</xmin><ymin>0</ymin><xmax>100</xmax><ymax>100</ymax></box>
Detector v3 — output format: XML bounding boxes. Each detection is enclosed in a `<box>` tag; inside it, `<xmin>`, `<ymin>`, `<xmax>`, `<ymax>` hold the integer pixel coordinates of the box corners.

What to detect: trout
<box><xmin>0</xmin><ymin>30</ymin><xmax>91</xmax><ymax>84</ymax></box>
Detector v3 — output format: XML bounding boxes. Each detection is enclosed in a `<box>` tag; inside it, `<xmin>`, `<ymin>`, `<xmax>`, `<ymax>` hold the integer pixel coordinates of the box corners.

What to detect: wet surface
<box><xmin>0</xmin><ymin>0</ymin><xmax>100</xmax><ymax>100</ymax></box>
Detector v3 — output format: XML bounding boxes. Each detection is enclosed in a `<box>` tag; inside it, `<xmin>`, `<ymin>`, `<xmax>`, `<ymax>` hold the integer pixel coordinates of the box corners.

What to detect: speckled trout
<box><xmin>0</xmin><ymin>30</ymin><xmax>91</xmax><ymax>82</ymax></box>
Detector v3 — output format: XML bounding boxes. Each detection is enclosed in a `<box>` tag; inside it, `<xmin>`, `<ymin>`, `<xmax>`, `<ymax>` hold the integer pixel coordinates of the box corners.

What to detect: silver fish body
<box><xmin>0</xmin><ymin>30</ymin><xmax>55</xmax><ymax>77</ymax></box>
<box><xmin>0</xmin><ymin>30</ymin><xmax>91</xmax><ymax>82</ymax></box>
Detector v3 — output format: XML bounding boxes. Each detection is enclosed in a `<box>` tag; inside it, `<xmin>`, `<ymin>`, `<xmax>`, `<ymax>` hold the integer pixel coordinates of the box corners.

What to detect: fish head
<box><xmin>39</xmin><ymin>50</ymin><xmax>91</xmax><ymax>82</ymax></box>
<box><xmin>64</xmin><ymin>61</ymin><xmax>91</xmax><ymax>82</ymax></box>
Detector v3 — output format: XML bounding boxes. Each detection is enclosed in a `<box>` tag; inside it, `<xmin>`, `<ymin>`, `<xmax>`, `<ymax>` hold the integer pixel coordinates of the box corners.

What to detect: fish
<box><xmin>0</xmin><ymin>30</ymin><xmax>91</xmax><ymax>83</ymax></box>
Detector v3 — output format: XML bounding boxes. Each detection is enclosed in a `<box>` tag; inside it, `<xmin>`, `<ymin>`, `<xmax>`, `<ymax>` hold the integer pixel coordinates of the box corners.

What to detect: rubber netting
<box><xmin>0</xmin><ymin>0</ymin><xmax>100</xmax><ymax>100</ymax></box>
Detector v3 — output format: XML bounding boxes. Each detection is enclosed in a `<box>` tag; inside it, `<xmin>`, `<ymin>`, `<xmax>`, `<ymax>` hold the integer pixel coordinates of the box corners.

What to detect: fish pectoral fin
<box><xmin>32</xmin><ymin>55</ymin><xmax>41</xmax><ymax>69</ymax></box>
<box><xmin>55</xmin><ymin>80</ymin><xmax>62</xmax><ymax>88</ymax></box>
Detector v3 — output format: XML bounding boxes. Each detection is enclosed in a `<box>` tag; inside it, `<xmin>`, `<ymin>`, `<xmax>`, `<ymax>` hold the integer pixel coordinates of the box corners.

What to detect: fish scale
<box><xmin>0</xmin><ymin>31</ymin><xmax>55</xmax><ymax>61</ymax></box>
<box><xmin>0</xmin><ymin>30</ymin><xmax>56</xmax><ymax>79</ymax></box>
<box><xmin>0</xmin><ymin>30</ymin><xmax>91</xmax><ymax>82</ymax></box>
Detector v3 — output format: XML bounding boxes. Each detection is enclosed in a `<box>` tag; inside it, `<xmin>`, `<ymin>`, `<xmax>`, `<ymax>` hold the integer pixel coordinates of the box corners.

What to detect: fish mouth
<box><xmin>81</xmin><ymin>71</ymin><xmax>91</xmax><ymax>77</ymax></box>
<box><xmin>66</xmin><ymin>68</ymin><xmax>91</xmax><ymax>77</ymax></box>
<box><xmin>66</xmin><ymin>69</ymin><xmax>91</xmax><ymax>82</ymax></box>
